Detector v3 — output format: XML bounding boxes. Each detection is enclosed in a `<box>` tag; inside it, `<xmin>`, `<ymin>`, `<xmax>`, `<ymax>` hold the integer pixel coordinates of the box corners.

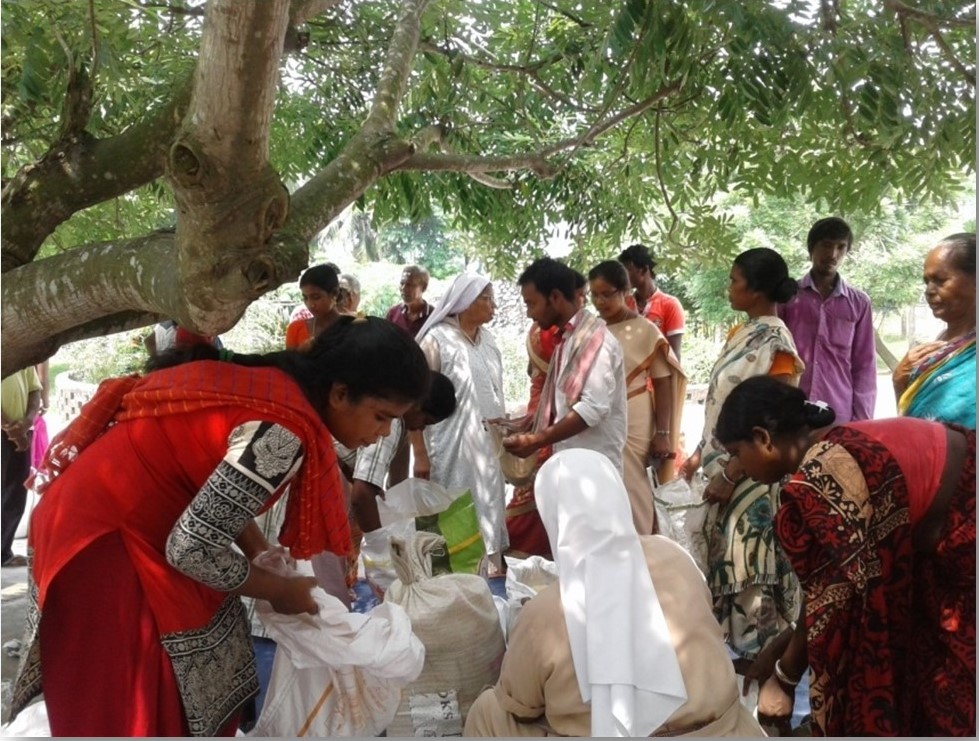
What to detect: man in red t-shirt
<box><xmin>617</xmin><ymin>244</ymin><xmax>685</xmax><ymax>362</ymax></box>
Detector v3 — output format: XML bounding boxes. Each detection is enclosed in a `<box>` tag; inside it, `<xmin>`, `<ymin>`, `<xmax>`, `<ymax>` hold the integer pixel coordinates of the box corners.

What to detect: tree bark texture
<box><xmin>1</xmin><ymin>0</ymin><xmax>686</xmax><ymax>377</ymax></box>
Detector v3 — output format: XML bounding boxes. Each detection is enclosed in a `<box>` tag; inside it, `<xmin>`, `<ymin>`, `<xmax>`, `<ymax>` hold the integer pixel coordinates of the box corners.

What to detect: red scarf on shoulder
<box><xmin>30</xmin><ymin>361</ymin><xmax>348</xmax><ymax>559</ymax></box>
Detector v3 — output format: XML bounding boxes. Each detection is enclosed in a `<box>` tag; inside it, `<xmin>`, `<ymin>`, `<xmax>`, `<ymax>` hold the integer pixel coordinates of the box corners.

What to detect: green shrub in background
<box><xmin>63</xmin><ymin>331</ymin><xmax>147</xmax><ymax>384</ymax></box>
<box><xmin>679</xmin><ymin>333</ymin><xmax>725</xmax><ymax>386</ymax></box>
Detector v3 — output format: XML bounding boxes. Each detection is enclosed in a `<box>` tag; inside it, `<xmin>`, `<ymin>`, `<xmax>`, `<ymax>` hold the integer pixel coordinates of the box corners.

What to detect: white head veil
<box><xmin>415</xmin><ymin>272</ymin><xmax>491</xmax><ymax>343</ymax></box>
<box><xmin>534</xmin><ymin>449</ymin><xmax>688</xmax><ymax>737</ymax></box>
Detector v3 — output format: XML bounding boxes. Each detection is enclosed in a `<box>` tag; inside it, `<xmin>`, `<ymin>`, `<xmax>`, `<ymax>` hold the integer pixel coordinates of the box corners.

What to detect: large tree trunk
<box><xmin>1</xmin><ymin>0</ymin><xmax>685</xmax><ymax>378</ymax></box>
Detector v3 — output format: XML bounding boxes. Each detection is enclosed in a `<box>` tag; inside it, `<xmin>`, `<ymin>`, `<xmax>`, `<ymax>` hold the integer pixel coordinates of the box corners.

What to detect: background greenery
<box><xmin>57</xmin><ymin>188</ymin><xmax>972</xmax><ymax>407</ymax></box>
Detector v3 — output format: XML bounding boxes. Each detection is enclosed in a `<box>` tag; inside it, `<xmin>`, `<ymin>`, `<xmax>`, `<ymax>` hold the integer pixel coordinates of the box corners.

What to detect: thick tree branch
<box><xmin>187</xmin><ymin>0</ymin><xmax>289</xmax><ymax>170</ymax></box>
<box><xmin>168</xmin><ymin>0</ymin><xmax>295</xmax><ymax>332</ymax></box>
<box><xmin>0</xmin><ymin>79</ymin><xmax>192</xmax><ymax>270</ymax></box>
<box><xmin>287</xmin><ymin>0</ymin><xmax>430</xmax><ymax>238</ymax></box>
<box><xmin>365</xmin><ymin>0</ymin><xmax>431</xmax><ymax>130</ymax></box>
<box><xmin>0</xmin><ymin>233</ymin><xmax>180</xmax><ymax>377</ymax></box>
<box><xmin>288</xmin><ymin>131</ymin><xmax>416</xmax><ymax>241</ymax></box>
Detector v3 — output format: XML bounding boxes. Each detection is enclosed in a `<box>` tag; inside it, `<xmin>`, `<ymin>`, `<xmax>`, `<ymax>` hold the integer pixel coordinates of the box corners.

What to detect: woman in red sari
<box><xmin>8</xmin><ymin>317</ymin><xmax>430</xmax><ymax>737</ymax></box>
<box><xmin>715</xmin><ymin>376</ymin><xmax>975</xmax><ymax>736</ymax></box>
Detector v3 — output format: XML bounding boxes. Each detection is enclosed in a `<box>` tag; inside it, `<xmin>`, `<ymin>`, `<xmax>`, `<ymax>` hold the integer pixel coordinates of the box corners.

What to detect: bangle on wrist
<box><xmin>654</xmin><ymin>430</ymin><xmax>671</xmax><ymax>436</ymax></box>
<box><xmin>720</xmin><ymin>469</ymin><xmax>739</xmax><ymax>486</ymax></box>
<box><xmin>774</xmin><ymin>659</ymin><xmax>801</xmax><ymax>687</ymax></box>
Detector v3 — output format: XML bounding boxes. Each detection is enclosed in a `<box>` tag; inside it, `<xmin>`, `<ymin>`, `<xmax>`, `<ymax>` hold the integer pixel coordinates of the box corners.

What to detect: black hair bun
<box><xmin>803</xmin><ymin>399</ymin><xmax>836</xmax><ymax>428</ymax></box>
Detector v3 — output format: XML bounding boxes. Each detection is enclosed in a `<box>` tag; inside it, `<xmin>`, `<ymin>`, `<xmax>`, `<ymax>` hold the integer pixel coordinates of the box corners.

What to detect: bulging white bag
<box><xmin>2</xmin><ymin>701</ymin><xmax>50</xmax><ymax>737</ymax></box>
<box><xmin>362</xmin><ymin>479</ymin><xmax>471</xmax><ymax>595</ymax></box>
<box><xmin>384</xmin><ymin>533</ymin><xmax>506</xmax><ymax>737</ymax></box>
<box><xmin>250</xmin><ymin>582</ymin><xmax>424</xmax><ymax>737</ymax></box>
<box><xmin>653</xmin><ymin>475</ymin><xmax>710</xmax><ymax>575</ymax></box>
<box><xmin>501</xmin><ymin>555</ymin><xmax>559</xmax><ymax>639</ymax></box>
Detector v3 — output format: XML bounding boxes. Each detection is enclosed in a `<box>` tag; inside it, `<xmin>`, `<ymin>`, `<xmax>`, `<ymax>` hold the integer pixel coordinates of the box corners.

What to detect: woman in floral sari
<box><xmin>894</xmin><ymin>233</ymin><xmax>975</xmax><ymax>428</ymax></box>
<box><xmin>678</xmin><ymin>248</ymin><xmax>803</xmax><ymax>673</ymax></box>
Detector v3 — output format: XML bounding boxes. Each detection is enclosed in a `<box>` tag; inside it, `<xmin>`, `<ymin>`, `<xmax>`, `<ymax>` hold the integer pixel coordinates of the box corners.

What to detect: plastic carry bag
<box><xmin>2</xmin><ymin>701</ymin><xmax>50</xmax><ymax>737</ymax></box>
<box><xmin>499</xmin><ymin>554</ymin><xmax>559</xmax><ymax>640</ymax></box>
<box><xmin>484</xmin><ymin>418</ymin><xmax>538</xmax><ymax>487</ymax></box>
<box><xmin>653</xmin><ymin>475</ymin><xmax>710</xmax><ymax>575</ymax></box>
<box><xmin>250</xmin><ymin>585</ymin><xmax>424</xmax><ymax>737</ymax></box>
<box><xmin>363</xmin><ymin>479</ymin><xmax>484</xmax><ymax>595</ymax></box>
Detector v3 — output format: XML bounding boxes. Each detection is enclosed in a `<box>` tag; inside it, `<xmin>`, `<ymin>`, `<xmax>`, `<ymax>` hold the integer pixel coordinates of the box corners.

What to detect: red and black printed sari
<box><xmin>776</xmin><ymin>423</ymin><xmax>975</xmax><ymax>736</ymax></box>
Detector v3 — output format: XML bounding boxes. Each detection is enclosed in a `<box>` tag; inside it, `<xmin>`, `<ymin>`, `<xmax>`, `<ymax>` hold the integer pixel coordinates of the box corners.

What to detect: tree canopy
<box><xmin>1</xmin><ymin>0</ymin><xmax>974</xmax><ymax>376</ymax></box>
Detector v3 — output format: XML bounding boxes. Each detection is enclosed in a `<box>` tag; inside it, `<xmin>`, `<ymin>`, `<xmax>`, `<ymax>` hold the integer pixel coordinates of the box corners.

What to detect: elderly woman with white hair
<box><xmin>464</xmin><ymin>449</ymin><xmax>764</xmax><ymax>737</ymax></box>
<box><xmin>414</xmin><ymin>273</ymin><xmax>509</xmax><ymax>571</ymax></box>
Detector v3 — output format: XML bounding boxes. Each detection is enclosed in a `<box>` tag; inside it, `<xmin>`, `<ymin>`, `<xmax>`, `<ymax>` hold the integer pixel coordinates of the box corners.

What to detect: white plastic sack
<box><xmin>2</xmin><ymin>701</ymin><xmax>50</xmax><ymax>737</ymax></box>
<box><xmin>501</xmin><ymin>554</ymin><xmax>559</xmax><ymax>639</ymax></box>
<box><xmin>376</xmin><ymin>478</ymin><xmax>468</xmax><ymax>525</ymax></box>
<box><xmin>653</xmin><ymin>475</ymin><xmax>709</xmax><ymax>575</ymax></box>
<box><xmin>504</xmin><ymin>554</ymin><xmax>558</xmax><ymax>602</ymax></box>
<box><xmin>250</xmin><ymin>586</ymin><xmax>424</xmax><ymax>737</ymax></box>
<box><xmin>384</xmin><ymin>533</ymin><xmax>506</xmax><ymax>737</ymax></box>
<box><xmin>363</xmin><ymin>479</ymin><xmax>469</xmax><ymax>594</ymax></box>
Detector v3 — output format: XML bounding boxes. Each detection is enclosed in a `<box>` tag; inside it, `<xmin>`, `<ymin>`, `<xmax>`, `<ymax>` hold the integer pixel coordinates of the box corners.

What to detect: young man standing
<box><xmin>1</xmin><ymin>366</ymin><xmax>42</xmax><ymax>567</ymax></box>
<box><xmin>779</xmin><ymin>217</ymin><xmax>877</xmax><ymax>422</ymax></box>
<box><xmin>617</xmin><ymin>243</ymin><xmax>685</xmax><ymax>362</ymax></box>
<box><xmin>503</xmin><ymin>258</ymin><xmax>627</xmax><ymax>472</ymax></box>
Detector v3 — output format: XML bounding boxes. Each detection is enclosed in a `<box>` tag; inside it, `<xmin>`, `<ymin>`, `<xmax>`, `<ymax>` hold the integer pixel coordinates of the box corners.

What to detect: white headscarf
<box><xmin>415</xmin><ymin>272</ymin><xmax>491</xmax><ymax>344</ymax></box>
<box><xmin>534</xmin><ymin>449</ymin><xmax>688</xmax><ymax>737</ymax></box>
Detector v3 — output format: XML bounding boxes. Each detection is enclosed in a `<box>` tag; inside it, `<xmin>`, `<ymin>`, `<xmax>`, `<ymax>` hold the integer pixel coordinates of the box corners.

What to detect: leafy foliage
<box><xmin>5</xmin><ymin>0</ymin><xmax>972</xmax><ymax>265</ymax></box>
<box><xmin>1</xmin><ymin>0</ymin><xmax>974</xmax><ymax>374</ymax></box>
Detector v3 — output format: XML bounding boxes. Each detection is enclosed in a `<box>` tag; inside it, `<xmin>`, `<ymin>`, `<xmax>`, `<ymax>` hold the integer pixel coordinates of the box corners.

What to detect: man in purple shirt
<box><xmin>384</xmin><ymin>264</ymin><xmax>434</xmax><ymax>484</ymax></box>
<box><xmin>779</xmin><ymin>217</ymin><xmax>877</xmax><ymax>421</ymax></box>
<box><xmin>385</xmin><ymin>264</ymin><xmax>434</xmax><ymax>337</ymax></box>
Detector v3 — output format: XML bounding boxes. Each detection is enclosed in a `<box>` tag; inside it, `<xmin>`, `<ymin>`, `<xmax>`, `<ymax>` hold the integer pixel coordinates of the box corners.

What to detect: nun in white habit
<box><xmin>464</xmin><ymin>449</ymin><xmax>766</xmax><ymax>737</ymax></box>
<box><xmin>414</xmin><ymin>272</ymin><xmax>509</xmax><ymax>569</ymax></box>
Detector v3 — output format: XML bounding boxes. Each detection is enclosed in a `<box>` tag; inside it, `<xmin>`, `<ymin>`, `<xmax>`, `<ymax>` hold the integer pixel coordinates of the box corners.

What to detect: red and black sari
<box><xmin>776</xmin><ymin>423</ymin><xmax>975</xmax><ymax>736</ymax></box>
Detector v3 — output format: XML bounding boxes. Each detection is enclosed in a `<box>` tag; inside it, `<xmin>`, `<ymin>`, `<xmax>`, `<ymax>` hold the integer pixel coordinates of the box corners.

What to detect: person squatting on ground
<box><xmin>464</xmin><ymin>449</ymin><xmax>765</xmax><ymax>738</ymax></box>
<box><xmin>716</xmin><ymin>376</ymin><xmax>975</xmax><ymax>736</ymax></box>
<box><xmin>7</xmin><ymin>316</ymin><xmax>430</xmax><ymax>737</ymax></box>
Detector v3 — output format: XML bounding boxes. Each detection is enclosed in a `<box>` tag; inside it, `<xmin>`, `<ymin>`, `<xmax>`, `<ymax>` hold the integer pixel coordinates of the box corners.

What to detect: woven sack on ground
<box><xmin>384</xmin><ymin>532</ymin><xmax>506</xmax><ymax>736</ymax></box>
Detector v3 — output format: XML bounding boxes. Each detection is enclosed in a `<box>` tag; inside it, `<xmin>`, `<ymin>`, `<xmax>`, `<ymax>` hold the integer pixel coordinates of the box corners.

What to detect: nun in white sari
<box><xmin>415</xmin><ymin>273</ymin><xmax>509</xmax><ymax>568</ymax></box>
<box><xmin>464</xmin><ymin>449</ymin><xmax>765</xmax><ymax>737</ymax></box>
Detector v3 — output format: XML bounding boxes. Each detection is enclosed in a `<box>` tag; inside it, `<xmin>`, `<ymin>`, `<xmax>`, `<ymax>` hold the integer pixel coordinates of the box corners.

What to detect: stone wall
<box><xmin>55</xmin><ymin>372</ymin><xmax>99</xmax><ymax>422</ymax></box>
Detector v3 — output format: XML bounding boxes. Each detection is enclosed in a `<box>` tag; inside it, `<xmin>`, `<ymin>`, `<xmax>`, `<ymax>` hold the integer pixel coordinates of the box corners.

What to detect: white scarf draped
<box><xmin>534</xmin><ymin>449</ymin><xmax>688</xmax><ymax>737</ymax></box>
<box><xmin>415</xmin><ymin>272</ymin><xmax>490</xmax><ymax>344</ymax></box>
